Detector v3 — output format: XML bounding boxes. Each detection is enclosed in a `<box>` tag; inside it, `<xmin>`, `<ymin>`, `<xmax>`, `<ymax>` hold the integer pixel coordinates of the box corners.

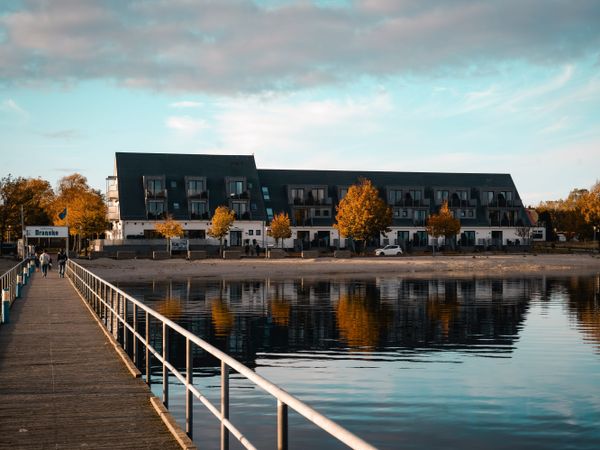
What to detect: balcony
<box><xmin>485</xmin><ymin>199</ymin><xmax>522</xmax><ymax>208</ymax></box>
<box><xmin>145</xmin><ymin>189</ymin><xmax>167</xmax><ymax>199</ymax></box>
<box><xmin>229</xmin><ymin>191</ymin><xmax>250</xmax><ymax>200</ymax></box>
<box><xmin>187</xmin><ymin>190</ymin><xmax>209</xmax><ymax>199</ymax></box>
<box><xmin>190</xmin><ymin>212</ymin><xmax>210</xmax><ymax>220</ymax></box>
<box><xmin>107</xmin><ymin>206</ymin><xmax>119</xmax><ymax>221</ymax></box>
<box><xmin>107</xmin><ymin>186</ymin><xmax>119</xmax><ymax>200</ymax></box>
<box><xmin>390</xmin><ymin>198</ymin><xmax>430</xmax><ymax>208</ymax></box>
<box><xmin>291</xmin><ymin>197</ymin><xmax>332</xmax><ymax>206</ymax></box>
<box><xmin>447</xmin><ymin>198</ymin><xmax>477</xmax><ymax>208</ymax></box>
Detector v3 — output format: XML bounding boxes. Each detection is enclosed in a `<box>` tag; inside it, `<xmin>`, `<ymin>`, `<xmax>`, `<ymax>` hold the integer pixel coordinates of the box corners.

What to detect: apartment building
<box><xmin>106</xmin><ymin>152</ymin><xmax>537</xmax><ymax>250</ymax></box>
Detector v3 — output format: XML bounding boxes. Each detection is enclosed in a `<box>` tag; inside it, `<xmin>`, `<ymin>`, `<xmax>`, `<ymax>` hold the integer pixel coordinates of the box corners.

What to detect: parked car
<box><xmin>374</xmin><ymin>245</ymin><xmax>403</xmax><ymax>256</ymax></box>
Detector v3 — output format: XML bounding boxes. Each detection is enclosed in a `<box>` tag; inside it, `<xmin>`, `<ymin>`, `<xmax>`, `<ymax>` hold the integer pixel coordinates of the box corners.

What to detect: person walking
<box><xmin>57</xmin><ymin>249</ymin><xmax>68</xmax><ymax>278</ymax></box>
<box><xmin>39</xmin><ymin>250</ymin><xmax>51</xmax><ymax>278</ymax></box>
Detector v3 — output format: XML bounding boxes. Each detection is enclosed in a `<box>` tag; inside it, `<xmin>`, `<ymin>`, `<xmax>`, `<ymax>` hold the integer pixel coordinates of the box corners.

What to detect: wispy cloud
<box><xmin>1</xmin><ymin>98</ymin><xmax>28</xmax><ymax>117</ymax></box>
<box><xmin>170</xmin><ymin>101</ymin><xmax>202</xmax><ymax>109</ymax></box>
<box><xmin>37</xmin><ymin>129</ymin><xmax>81</xmax><ymax>140</ymax></box>
<box><xmin>166</xmin><ymin>116</ymin><xmax>208</xmax><ymax>134</ymax></box>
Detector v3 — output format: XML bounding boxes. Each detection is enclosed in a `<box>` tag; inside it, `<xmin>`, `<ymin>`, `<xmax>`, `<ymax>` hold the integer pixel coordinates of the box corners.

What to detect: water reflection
<box><xmin>115</xmin><ymin>274</ymin><xmax>600</xmax><ymax>450</ymax></box>
<box><xmin>117</xmin><ymin>277</ymin><xmax>548</xmax><ymax>366</ymax></box>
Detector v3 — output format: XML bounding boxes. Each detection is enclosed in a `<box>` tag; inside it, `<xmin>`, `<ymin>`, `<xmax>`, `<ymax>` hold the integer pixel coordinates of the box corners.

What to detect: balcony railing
<box><xmin>291</xmin><ymin>197</ymin><xmax>332</xmax><ymax>206</ymax></box>
<box><xmin>228</xmin><ymin>191</ymin><xmax>250</xmax><ymax>200</ymax></box>
<box><xmin>145</xmin><ymin>189</ymin><xmax>167</xmax><ymax>199</ymax></box>
<box><xmin>485</xmin><ymin>199</ymin><xmax>522</xmax><ymax>208</ymax></box>
<box><xmin>187</xmin><ymin>190</ymin><xmax>209</xmax><ymax>199</ymax></box>
<box><xmin>389</xmin><ymin>198</ymin><xmax>430</xmax><ymax>207</ymax></box>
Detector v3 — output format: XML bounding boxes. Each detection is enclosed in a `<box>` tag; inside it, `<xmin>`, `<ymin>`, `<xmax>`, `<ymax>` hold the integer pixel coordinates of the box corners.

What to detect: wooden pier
<box><xmin>0</xmin><ymin>267</ymin><xmax>183</xmax><ymax>449</ymax></box>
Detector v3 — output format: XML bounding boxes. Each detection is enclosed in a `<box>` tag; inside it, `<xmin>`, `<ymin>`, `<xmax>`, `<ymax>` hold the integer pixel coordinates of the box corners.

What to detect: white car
<box><xmin>374</xmin><ymin>245</ymin><xmax>403</xmax><ymax>256</ymax></box>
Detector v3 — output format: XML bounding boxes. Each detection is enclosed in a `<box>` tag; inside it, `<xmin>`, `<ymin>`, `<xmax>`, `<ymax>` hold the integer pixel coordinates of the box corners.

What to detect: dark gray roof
<box><xmin>258</xmin><ymin>169</ymin><xmax>527</xmax><ymax>227</ymax></box>
<box><xmin>116</xmin><ymin>152</ymin><xmax>266</xmax><ymax>221</ymax></box>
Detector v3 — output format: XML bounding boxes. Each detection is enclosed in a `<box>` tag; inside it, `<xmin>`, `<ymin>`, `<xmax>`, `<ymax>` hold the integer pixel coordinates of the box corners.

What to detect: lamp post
<box><xmin>594</xmin><ymin>225</ymin><xmax>597</xmax><ymax>242</ymax></box>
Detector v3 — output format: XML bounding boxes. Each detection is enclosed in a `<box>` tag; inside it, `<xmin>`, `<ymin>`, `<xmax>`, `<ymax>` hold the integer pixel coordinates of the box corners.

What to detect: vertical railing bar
<box><xmin>145</xmin><ymin>310</ymin><xmax>151</xmax><ymax>386</ymax></box>
<box><xmin>186</xmin><ymin>337</ymin><xmax>193</xmax><ymax>439</ymax></box>
<box><xmin>123</xmin><ymin>295</ymin><xmax>128</xmax><ymax>353</ymax></box>
<box><xmin>132</xmin><ymin>303</ymin><xmax>138</xmax><ymax>366</ymax></box>
<box><xmin>221</xmin><ymin>361</ymin><xmax>230</xmax><ymax>450</ymax></box>
<box><xmin>162</xmin><ymin>321</ymin><xmax>169</xmax><ymax>407</ymax></box>
<box><xmin>277</xmin><ymin>400</ymin><xmax>288</xmax><ymax>450</ymax></box>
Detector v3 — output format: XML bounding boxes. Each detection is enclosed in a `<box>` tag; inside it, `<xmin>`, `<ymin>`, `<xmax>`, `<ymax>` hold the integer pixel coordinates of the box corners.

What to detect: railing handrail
<box><xmin>1</xmin><ymin>258</ymin><xmax>30</xmax><ymax>323</ymax></box>
<box><xmin>66</xmin><ymin>259</ymin><xmax>376</xmax><ymax>450</ymax></box>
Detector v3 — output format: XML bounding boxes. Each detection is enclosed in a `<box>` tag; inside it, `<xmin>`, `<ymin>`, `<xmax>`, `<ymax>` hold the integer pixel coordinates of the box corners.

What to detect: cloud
<box><xmin>1</xmin><ymin>98</ymin><xmax>28</xmax><ymax>117</ymax></box>
<box><xmin>1</xmin><ymin>0</ymin><xmax>599</xmax><ymax>93</ymax></box>
<box><xmin>166</xmin><ymin>115</ymin><xmax>208</xmax><ymax>134</ymax></box>
<box><xmin>38</xmin><ymin>129</ymin><xmax>81</xmax><ymax>140</ymax></box>
<box><xmin>170</xmin><ymin>101</ymin><xmax>202</xmax><ymax>108</ymax></box>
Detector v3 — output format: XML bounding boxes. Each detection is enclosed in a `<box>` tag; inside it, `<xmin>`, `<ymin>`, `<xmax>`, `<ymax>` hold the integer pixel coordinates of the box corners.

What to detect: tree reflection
<box><xmin>565</xmin><ymin>275</ymin><xmax>600</xmax><ymax>351</ymax></box>
<box><xmin>336</xmin><ymin>289</ymin><xmax>390</xmax><ymax>350</ymax></box>
<box><xmin>270</xmin><ymin>297</ymin><xmax>291</xmax><ymax>327</ymax></box>
<box><xmin>211</xmin><ymin>298</ymin><xmax>234</xmax><ymax>337</ymax></box>
<box><xmin>154</xmin><ymin>297</ymin><xmax>183</xmax><ymax>320</ymax></box>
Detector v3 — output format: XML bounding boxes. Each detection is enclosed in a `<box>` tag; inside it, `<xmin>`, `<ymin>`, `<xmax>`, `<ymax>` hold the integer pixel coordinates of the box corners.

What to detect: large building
<box><xmin>106</xmin><ymin>152</ymin><xmax>537</xmax><ymax>250</ymax></box>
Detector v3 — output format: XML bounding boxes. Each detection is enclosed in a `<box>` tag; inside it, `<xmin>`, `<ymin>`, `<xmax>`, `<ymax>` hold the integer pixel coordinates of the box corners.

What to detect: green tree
<box><xmin>268</xmin><ymin>212</ymin><xmax>292</xmax><ymax>248</ymax></box>
<box><xmin>334</xmin><ymin>178</ymin><xmax>392</xmax><ymax>253</ymax></box>
<box><xmin>154</xmin><ymin>215</ymin><xmax>184</xmax><ymax>252</ymax></box>
<box><xmin>208</xmin><ymin>206</ymin><xmax>235</xmax><ymax>255</ymax></box>
<box><xmin>426</xmin><ymin>201</ymin><xmax>461</xmax><ymax>251</ymax></box>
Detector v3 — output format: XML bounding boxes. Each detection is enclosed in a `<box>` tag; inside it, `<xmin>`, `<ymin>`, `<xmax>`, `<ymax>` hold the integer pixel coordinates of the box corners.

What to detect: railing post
<box><xmin>16</xmin><ymin>274</ymin><xmax>22</xmax><ymax>299</ymax></box>
<box><xmin>186</xmin><ymin>337</ymin><xmax>193</xmax><ymax>439</ymax></box>
<box><xmin>221</xmin><ymin>361</ymin><xmax>229</xmax><ymax>450</ymax></box>
<box><xmin>277</xmin><ymin>400</ymin><xmax>288</xmax><ymax>450</ymax></box>
<box><xmin>162</xmin><ymin>322</ymin><xmax>169</xmax><ymax>407</ymax></box>
<box><xmin>123</xmin><ymin>296</ymin><xmax>128</xmax><ymax>353</ymax></box>
<box><xmin>132</xmin><ymin>303</ymin><xmax>138</xmax><ymax>366</ymax></box>
<box><xmin>145</xmin><ymin>311</ymin><xmax>151</xmax><ymax>386</ymax></box>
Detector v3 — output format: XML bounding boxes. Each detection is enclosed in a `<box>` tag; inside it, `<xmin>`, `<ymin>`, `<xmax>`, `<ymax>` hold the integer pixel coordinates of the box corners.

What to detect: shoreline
<box><xmin>77</xmin><ymin>254</ymin><xmax>600</xmax><ymax>282</ymax></box>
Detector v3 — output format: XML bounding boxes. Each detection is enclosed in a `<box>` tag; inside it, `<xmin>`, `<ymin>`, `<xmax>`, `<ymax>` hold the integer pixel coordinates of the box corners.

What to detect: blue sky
<box><xmin>1</xmin><ymin>0</ymin><xmax>599</xmax><ymax>205</ymax></box>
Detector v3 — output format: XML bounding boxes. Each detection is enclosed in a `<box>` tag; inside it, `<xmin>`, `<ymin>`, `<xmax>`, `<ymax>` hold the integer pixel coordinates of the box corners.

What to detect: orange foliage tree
<box><xmin>208</xmin><ymin>206</ymin><xmax>235</xmax><ymax>254</ymax></box>
<box><xmin>334</xmin><ymin>178</ymin><xmax>392</xmax><ymax>253</ymax></box>
<box><xmin>154</xmin><ymin>215</ymin><xmax>184</xmax><ymax>251</ymax></box>
<box><xmin>426</xmin><ymin>201</ymin><xmax>460</xmax><ymax>250</ymax></box>
<box><xmin>268</xmin><ymin>212</ymin><xmax>291</xmax><ymax>248</ymax></box>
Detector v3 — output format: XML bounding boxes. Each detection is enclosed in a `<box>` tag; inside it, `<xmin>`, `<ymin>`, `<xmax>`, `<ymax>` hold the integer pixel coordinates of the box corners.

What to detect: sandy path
<box><xmin>77</xmin><ymin>254</ymin><xmax>600</xmax><ymax>281</ymax></box>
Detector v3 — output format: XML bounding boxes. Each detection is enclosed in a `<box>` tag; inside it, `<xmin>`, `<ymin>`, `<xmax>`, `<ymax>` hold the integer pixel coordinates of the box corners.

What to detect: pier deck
<box><xmin>0</xmin><ymin>267</ymin><xmax>181</xmax><ymax>449</ymax></box>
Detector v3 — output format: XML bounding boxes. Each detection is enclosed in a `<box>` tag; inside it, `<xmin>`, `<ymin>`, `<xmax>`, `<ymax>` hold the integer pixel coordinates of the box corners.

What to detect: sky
<box><xmin>1</xmin><ymin>0</ymin><xmax>599</xmax><ymax>206</ymax></box>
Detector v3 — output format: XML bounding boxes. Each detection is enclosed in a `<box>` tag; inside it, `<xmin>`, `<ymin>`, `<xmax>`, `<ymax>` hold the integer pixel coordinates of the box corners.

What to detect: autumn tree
<box><xmin>426</xmin><ymin>201</ymin><xmax>461</xmax><ymax>251</ymax></box>
<box><xmin>207</xmin><ymin>206</ymin><xmax>235</xmax><ymax>255</ymax></box>
<box><xmin>0</xmin><ymin>175</ymin><xmax>54</xmax><ymax>253</ymax></box>
<box><xmin>334</xmin><ymin>178</ymin><xmax>392</xmax><ymax>253</ymax></box>
<box><xmin>580</xmin><ymin>182</ymin><xmax>600</xmax><ymax>248</ymax></box>
<box><xmin>268</xmin><ymin>212</ymin><xmax>291</xmax><ymax>248</ymax></box>
<box><xmin>52</xmin><ymin>173</ymin><xmax>108</xmax><ymax>253</ymax></box>
<box><xmin>154</xmin><ymin>215</ymin><xmax>184</xmax><ymax>252</ymax></box>
<box><xmin>515</xmin><ymin>226</ymin><xmax>532</xmax><ymax>246</ymax></box>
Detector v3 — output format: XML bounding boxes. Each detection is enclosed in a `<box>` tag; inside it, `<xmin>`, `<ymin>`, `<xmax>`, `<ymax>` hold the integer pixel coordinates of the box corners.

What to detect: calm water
<box><xmin>115</xmin><ymin>275</ymin><xmax>600</xmax><ymax>450</ymax></box>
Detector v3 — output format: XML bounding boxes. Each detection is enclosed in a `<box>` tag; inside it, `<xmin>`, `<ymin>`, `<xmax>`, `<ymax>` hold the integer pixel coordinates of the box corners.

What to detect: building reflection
<box><xmin>117</xmin><ymin>276</ymin><xmax>560</xmax><ymax>370</ymax></box>
<box><xmin>563</xmin><ymin>274</ymin><xmax>600</xmax><ymax>351</ymax></box>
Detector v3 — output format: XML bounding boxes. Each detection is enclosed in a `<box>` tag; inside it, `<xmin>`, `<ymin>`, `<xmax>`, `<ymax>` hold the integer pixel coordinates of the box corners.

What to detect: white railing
<box><xmin>66</xmin><ymin>260</ymin><xmax>376</xmax><ymax>450</ymax></box>
<box><xmin>1</xmin><ymin>258</ymin><xmax>31</xmax><ymax>323</ymax></box>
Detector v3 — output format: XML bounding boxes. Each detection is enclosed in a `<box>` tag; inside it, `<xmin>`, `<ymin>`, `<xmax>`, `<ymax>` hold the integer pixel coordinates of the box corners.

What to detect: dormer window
<box><xmin>185</xmin><ymin>177</ymin><xmax>207</xmax><ymax>198</ymax></box>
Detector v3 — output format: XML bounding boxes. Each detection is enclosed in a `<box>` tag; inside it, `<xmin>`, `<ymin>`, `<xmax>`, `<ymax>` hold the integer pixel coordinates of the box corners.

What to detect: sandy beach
<box><xmin>77</xmin><ymin>254</ymin><xmax>600</xmax><ymax>282</ymax></box>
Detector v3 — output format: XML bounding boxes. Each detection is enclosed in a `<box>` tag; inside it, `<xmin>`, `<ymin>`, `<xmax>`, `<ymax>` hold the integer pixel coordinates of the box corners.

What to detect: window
<box><xmin>147</xmin><ymin>200</ymin><xmax>165</xmax><ymax>219</ymax></box>
<box><xmin>147</xmin><ymin>179</ymin><xmax>163</xmax><ymax>195</ymax></box>
<box><xmin>314</xmin><ymin>209</ymin><xmax>321</xmax><ymax>217</ymax></box>
<box><xmin>173</xmin><ymin>202</ymin><xmax>180</xmax><ymax>210</ymax></box>
<box><xmin>291</xmin><ymin>188</ymin><xmax>304</xmax><ymax>203</ymax></box>
<box><xmin>339</xmin><ymin>188</ymin><xmax>348</xmax><ymax>199</ymax></box>
<box><xmin>460</xmin><ymin>210</ymin><xmax>466</xmax><ymax>218</ymax></box>
<box><xmin>322</xmin><ymin>209</ymin><xmax>330</xmax><ymax>217</ymax></box>
<box><xmin>414</xmin><ymin>210</ymin><xmax>427</xmax><ymax>224</ymax></box>
<box><xmin>458</xmin><ymin>190</ymin><xmax>467</xmax><ymax>201</ymax></box>
<box><xmin>461</xmin><ymin>231</ymin><xmax>476</xmax><ymax>246</ymax></box>
<box><xmin>388</xmin><ymin>189</ymin><xmax>402</xmax><ymax>204</ymax></box>
<box><xmin>266</xmin><ymin>208</ymin><xmax>274</xmax><ymax>220</ymax></box>
<box><xmin>251</xmin><ymin>202</ymin><xmax>257</xmax><ymax>211</ymax></box>
<box><xmin>248</xmin><ymin>230</ymin><xmax>254</xmax><ymax>236</ymax></box>
<box><xmin>414</xmin><ymin>231</ymin><xmax>428</xmax><ymax>247</ymax></box>
<box><xmin>262</xmin><ymin>186</ymin><xmax>270</xmax><ymax>201</ymax></box>
<box><xmin>402</xmin><ymin>210</ymin><xmax>408</xmax><ymax>218</ymax></box>
<box><xmin>310</xmin><ymin>188</ymin><xmax>325</xmax><ymax>202</ymax></box>
<box><xmin>187</xmin><ymin>230</ymin><xmax>206</xmax><ymax>239</ymax></box>
<box><xmin>468</xmin><ymin>210</ymin><xmax>474</xmax><ymax>217</ymax></box>
<box><xmin>256</xmin><ymin>229</ymin><xmax>261</xmax><ymax>236</ymax></box>
<box><xmin>190</xmin><ymin>201</ymin><xmax>207</xmax><ymax>219</ymax></box>
<box><xmin>485</xmin><ymin>191</ymin><xmax>494</xmax><ymax>204</ymax></box>
<box><xmin>187</xmin><ymin>179</ymin><xmax>205</xmax><ymax>196</ymax></box>
<box><xmin>232</xmin><ymin>201</ymin><xmax>247</xmax><ymax>218</ymax></box>
<box><xmin>436</xmin><ymin>190</ymin><xmax>449</xmax><ymax>202</ymax></box>
<box><xmin>394</xmin><ymin>210</ymin><xmax>401</xmax><ymax>218</ymax></box>
<box><xmin>170</xmin><ymin>181</ymin><xmax>177</xmax><ymax>188</ymax></box>
<box><xmin>228</xmin><ymin>180</ymin><xmax>244</xmax><ymax>195</ymax></box>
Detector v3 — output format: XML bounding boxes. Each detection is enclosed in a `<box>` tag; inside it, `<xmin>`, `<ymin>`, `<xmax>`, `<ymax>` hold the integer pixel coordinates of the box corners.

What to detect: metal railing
<box><xmin>66</xmin><ymin>260</ymin><xmax>376</xmax><ymax>450</ymax></box>
<box><xmin>1</xmin><ymin>258</ymin><xmax>31</xmax><ymax>323</ymax></box>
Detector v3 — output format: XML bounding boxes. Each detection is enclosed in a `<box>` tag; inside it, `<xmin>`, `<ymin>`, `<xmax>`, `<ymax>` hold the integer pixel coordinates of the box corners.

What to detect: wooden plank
<box><xmin>0</xmin><ymin>267</ymin><xmax>183</xmax><ymax>449</ymax></box>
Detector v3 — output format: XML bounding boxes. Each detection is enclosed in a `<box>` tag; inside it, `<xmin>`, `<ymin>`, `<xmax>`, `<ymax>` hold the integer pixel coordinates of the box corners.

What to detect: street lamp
<box><xmin>594</xmin><ymin>225</ymin><xmax>597</xmax><ymax>242</ymax></box>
